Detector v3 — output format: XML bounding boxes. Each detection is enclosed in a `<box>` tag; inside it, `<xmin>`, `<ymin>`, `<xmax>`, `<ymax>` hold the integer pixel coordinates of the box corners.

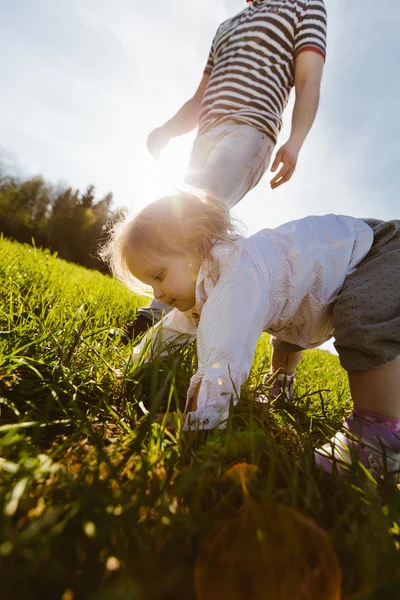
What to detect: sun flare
<box><xmin>133</xmin><ymin>135</ymin><xmax>195</xmax><ymax>211</ymax></box>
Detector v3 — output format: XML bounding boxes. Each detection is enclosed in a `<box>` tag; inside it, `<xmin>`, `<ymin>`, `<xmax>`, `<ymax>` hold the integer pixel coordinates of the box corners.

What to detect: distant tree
<box><xmin>0</xmin><ymin>176</ymin><xmax>51</xmax><ymax>245</ymax></box>
<box><xmin>83</xmin><ymin>191</ymin><xmax>114</xmax><ymax>271</ymax></box>
<box><xmin>0</xmin><ymin>155</ymin><xmax>117</xmax><ymax>273</ymax></box>
<box><xmin>47</xmin><ymin>187</ymin><xmax>81</xmax><ymax>261</ymax></box>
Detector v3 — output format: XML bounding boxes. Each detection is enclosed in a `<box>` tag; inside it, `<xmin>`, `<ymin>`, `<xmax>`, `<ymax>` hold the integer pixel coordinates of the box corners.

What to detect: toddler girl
<box><xmin>101</xmin><ymin>187</ymin><xmax>400</xmax><ymax>479</ymax></box>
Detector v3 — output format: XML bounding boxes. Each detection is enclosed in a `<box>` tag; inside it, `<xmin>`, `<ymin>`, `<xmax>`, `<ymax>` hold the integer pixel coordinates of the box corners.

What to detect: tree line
<box><xmin>0</xmin><ymin>166</ymin><xmax>121</xmax><ymax>272</ymax></box>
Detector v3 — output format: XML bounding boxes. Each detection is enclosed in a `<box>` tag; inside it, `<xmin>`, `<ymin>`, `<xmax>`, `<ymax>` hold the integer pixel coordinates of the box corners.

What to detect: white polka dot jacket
<box><xmin>132</xmin><ymin>215</ymin><xmax>374</xmax><ymax>430</ymax></box>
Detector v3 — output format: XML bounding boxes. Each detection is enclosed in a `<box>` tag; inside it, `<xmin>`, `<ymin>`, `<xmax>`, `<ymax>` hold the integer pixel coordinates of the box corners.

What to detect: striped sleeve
<box><xmin>204</xmin><ymin>29</ymin><xmax>218</xmax><ymax>74</ymax></box>
<box><xmin>204</xmin><ymin>47</ymin><xmax>214</xmax><ymax>74</ymax></box>
<box><xmin>294</xmin><ymin>0</ymin><xmax>327</xmax><ymax>60</ymax></box>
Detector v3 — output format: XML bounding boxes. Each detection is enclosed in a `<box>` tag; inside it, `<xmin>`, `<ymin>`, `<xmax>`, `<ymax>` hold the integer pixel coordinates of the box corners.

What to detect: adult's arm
<box><xmin>270</xmin><ymin>0</ymin><xmax>327</xmax><ymax>188</ymax></box>
<box><xmin>291</xmin><ymin>51</ymin><xmax>325</xmax><ymax>146</ymax></box>
<box><xmin>147</xmin><ymin>72</ymin><xmax>210</xmax><ymax>158</ymax></box>
<box><xmin>270</xmin><ymin>51</ymin><xmax>325</xmax><ymax>189</ymax></box>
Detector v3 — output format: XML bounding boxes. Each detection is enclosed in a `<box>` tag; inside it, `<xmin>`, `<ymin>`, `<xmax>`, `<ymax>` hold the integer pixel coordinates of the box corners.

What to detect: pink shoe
<box><xmin>315</xmin><ymin>412</ymin><xmax>400</xmax><ymax>481</ymax></box>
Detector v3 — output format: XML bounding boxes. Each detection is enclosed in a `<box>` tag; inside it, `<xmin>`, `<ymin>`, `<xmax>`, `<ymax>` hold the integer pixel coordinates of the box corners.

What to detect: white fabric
<box><xmin>132</xmin><ymin>215</ymin><xmax>374</xmax><ymax>430</ymax></box>
<box><xmin>185</xmin><ymin>121</ymin><xmax>275</xmax><ymax>209</ymax></box>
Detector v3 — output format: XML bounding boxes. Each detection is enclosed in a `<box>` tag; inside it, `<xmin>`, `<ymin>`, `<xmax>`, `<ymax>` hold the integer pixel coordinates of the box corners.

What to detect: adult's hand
<box><xmin>146</xmin><ymin>126</ymin><xmax>171</xmax><ymax>159</ymax></box>
<box><xmin>270</xmin><ymin>139</ymin><xmax>301</xmax><ymax>189</ymax></box>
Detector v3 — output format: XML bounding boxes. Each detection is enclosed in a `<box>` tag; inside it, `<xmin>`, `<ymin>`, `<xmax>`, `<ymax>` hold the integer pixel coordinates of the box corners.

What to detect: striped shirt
<box><xmin>198</xmin><ymin>0</ymin><xmax>327</xmax><ymax>144</ymax></box>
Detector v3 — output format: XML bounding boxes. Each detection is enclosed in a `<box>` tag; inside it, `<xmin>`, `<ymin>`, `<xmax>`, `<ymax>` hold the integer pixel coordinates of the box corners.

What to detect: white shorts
<box><xmin>184</xmin><ymin>120</ymin><xmax>275</xmax><ymax>209</ymax></box>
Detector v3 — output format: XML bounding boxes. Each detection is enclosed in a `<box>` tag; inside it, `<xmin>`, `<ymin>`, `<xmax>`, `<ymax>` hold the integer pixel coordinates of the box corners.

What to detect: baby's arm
<box><xmin>132</xmin><ymin>308</ymin><xmax>198</xmax><ymax>364</ymax></box>
<box><xmin>183</xmin><ymin>257</ymin><xmax>270</xmax><ymax>430</ymax></box>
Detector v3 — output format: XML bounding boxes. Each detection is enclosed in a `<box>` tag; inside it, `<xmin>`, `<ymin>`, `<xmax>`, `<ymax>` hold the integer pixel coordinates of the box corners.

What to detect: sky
<box><xmin>1</xmin><ymin>0</ymin><xmax>399</xmax><ymax>237</ymax></box>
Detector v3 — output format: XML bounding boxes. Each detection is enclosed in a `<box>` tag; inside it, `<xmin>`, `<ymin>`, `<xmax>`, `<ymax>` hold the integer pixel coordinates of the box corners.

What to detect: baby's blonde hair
<box><xmin>99</xmin><ymin>186</ymin><xmax>242</xmax><ymax>293</ymax></box>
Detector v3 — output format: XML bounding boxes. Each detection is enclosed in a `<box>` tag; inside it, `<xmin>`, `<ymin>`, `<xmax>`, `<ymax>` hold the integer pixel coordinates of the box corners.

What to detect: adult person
<box><xmin>127</xmin><ymin>0</ymin><xmax>327</xmax><ymax>339</ymax></box>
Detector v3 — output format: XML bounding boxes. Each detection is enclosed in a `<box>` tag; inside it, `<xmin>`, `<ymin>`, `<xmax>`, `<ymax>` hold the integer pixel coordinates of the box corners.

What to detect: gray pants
<box><xmin>139</xmin><ymin>120</ymin><xmax>275</xmax><ymax>321</ymax></box>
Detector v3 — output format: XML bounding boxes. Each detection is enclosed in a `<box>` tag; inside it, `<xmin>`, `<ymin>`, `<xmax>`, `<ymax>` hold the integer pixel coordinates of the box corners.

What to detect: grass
<box><xmin>0</xmin><ymin>236</ymin><xmax>399</xmax><ymax>600</ymax></box>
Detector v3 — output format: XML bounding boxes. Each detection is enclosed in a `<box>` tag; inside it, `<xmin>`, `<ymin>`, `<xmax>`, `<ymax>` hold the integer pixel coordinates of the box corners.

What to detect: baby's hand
<box><xmin>152</xmin><ymin>382</ymin><xmax>200</xmax><ymax>434</ymax></box>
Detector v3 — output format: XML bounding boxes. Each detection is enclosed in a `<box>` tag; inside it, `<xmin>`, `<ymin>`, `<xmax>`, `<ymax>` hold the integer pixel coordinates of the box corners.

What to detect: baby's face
<box><xmin>127</xmin><ymin>248</ymin><xmax>202</xmax><ymax>312</ymax></box>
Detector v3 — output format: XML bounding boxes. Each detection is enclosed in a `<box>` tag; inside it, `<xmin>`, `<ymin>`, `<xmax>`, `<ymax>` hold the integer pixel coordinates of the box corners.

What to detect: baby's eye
<box><xmin>154</xmin><ymin>270</ymin><xmax>165</xmax><ymax>281</ymax></box>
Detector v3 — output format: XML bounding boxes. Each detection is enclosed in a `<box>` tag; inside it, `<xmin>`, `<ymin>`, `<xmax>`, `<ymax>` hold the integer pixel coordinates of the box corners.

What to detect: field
<box><xmin>0</xmin><ymin>237</ymin><xmax>399</xmax><ymax>600</ymax></box>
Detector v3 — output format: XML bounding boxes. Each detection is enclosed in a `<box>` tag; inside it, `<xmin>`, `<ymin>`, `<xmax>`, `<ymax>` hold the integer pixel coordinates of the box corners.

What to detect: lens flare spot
<box><xmin>172</xmin><ymin>196</ymin><xmax>183</xmax><ymax>219</ymax></box>
<box><xmin>106</xmin><ymin>556</ymin><xmax>121</xmax><ymax>571</ymax></box>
